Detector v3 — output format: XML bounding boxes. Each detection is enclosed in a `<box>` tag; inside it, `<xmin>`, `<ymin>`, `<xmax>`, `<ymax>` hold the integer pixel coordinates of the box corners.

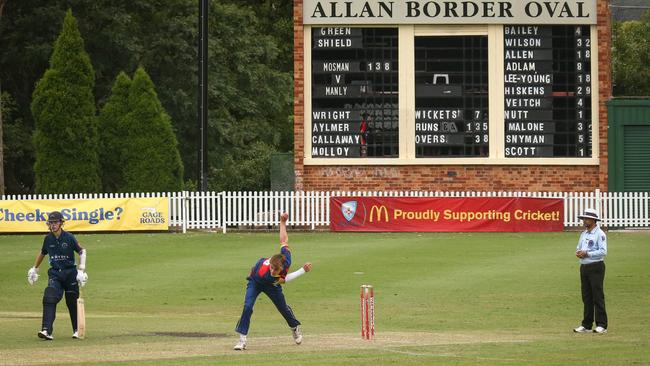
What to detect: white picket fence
<box><xmin>2</xmin><ymin>190</ymin><xmax>649</xmax><ymax>232</ymax></box>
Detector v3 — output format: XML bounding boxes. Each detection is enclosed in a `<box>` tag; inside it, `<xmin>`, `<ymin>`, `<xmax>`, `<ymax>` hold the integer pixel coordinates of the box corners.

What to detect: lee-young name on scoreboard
<box><xmin>504</xmin><ymin>73</ymin><xmax>552</xmax><ymax>84</ymax></box>
<box><xmin>303</xmin><ymin>1</ymin><xmax>596</xmax><ymax>25</ymax></box>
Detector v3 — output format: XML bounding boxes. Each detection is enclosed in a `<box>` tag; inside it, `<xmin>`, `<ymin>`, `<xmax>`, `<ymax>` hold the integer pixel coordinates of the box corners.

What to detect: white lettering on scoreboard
<box><xmin>303</xmin><ymin>1</ymin><xmax>597</xmax><ymax>25</ymax></box>
<box><xmin>503</xmin><ymin>24</ymin><xmax>592</xmax><ymax>157</ymax></box>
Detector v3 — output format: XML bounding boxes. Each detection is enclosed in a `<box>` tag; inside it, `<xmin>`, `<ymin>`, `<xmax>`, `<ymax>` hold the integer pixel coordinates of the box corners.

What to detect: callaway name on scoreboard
<box><xmin>303</xmin><ymin>0</ymin><xmax>599</xmax><ymax>162</ymax></box>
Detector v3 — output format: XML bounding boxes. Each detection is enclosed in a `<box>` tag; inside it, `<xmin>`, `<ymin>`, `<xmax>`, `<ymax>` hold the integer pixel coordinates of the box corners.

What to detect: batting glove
<box><xmin>27</xmin><ymin>267</ymin><xmax>39</xmax><ymax>285</ymax></box>
<box><xmin>76</xmin><ymin>270</ymin><xmax>88</xmax><ymax>287</ymax></box>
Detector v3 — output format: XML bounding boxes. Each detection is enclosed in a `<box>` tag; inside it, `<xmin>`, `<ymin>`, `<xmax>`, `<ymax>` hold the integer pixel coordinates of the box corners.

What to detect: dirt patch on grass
<box><xmin>1</xmin><ymin>331</ymin><xmax>538</xmax><ymax>365</ymax></box>
<box><xmin>0</xmin><ymin>315</ymin><xmax>40</xmax><ymax>320</ymax></box>
<box><xmin>148</xmin><ymin>332</ymin><xmax>229</xmax><ymax>338</ymax></box>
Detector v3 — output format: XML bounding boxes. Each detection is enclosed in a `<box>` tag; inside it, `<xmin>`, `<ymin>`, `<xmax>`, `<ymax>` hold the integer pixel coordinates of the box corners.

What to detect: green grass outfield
<box><xmin>1</xmin><ymin>231</ymin><xmax>649</xmax><ymax>365</ymax></box>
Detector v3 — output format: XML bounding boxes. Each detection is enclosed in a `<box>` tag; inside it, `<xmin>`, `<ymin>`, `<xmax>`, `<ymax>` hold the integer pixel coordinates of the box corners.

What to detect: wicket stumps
<box><xmin>360</xmin><ymin>285</ymin><xmax>375</xmax><ymax>340</ymax></box>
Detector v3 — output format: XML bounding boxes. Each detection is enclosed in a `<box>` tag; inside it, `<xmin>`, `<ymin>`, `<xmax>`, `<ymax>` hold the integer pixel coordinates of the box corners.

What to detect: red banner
<box><xmin>330</xmin><ymin>197</ymin><xmax>563</xmax><ymax>232</ymax></box>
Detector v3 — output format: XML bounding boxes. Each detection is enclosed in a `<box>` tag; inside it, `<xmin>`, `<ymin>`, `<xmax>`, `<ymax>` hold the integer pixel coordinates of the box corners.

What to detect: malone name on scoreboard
<box><xmin>303</xmin><ymin>0</ymin><xmax>597</xmax><ymax>25</ymax></box>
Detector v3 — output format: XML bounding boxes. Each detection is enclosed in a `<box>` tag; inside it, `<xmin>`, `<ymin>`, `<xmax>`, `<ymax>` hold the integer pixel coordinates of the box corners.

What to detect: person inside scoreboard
<box><xmin>27</xmin><ymin>211</ymin><xmax>88</xmax><ymax>340</ymax></box>
<box><xmin>233</xmin><ymin>212</ymin><xmax>312</xmax><ymax>350</ymax></box>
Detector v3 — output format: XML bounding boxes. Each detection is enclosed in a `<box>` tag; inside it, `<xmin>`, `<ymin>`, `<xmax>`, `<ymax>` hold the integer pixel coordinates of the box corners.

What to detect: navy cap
<box><xmin>47</xmin><ymin>211</ymin><xmax>64</xmax><ymax>222</ymax></box>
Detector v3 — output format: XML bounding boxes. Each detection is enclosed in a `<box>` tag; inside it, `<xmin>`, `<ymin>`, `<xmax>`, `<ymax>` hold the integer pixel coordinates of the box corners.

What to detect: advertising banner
<box><xmin>0</xmin><ymin>198</ymin><xmax>169</xmax><ymax>233</ymax></box>
<box><xmin>331</xmin><ymin>196</ymin><xmax>563</xmax><ymax>232</ymax></box>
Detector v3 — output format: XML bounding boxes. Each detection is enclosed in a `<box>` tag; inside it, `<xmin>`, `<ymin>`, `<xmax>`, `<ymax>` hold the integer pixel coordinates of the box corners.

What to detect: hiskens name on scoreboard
<box><xmin>303</xmin><ymin>0</ymin><xmax>596</xmax><ymax>25</ymax></box>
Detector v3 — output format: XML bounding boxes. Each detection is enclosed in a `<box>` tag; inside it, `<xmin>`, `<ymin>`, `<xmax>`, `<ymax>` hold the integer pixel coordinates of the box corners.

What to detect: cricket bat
<box><xmin>77</xmin><ymin>288</ymin><xmax>86</xmax><ymax>339</ymax></box>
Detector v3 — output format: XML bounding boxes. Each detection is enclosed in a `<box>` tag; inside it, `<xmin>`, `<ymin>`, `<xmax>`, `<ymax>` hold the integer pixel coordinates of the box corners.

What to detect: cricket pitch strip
<box><xmin>1</xmin><ymin>331</ymin><xmax>538</xmax><ymax>365</ymax></box>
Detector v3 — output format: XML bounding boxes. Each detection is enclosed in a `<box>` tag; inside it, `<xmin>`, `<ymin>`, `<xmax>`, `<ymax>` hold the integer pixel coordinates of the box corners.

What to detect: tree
<box><xmin>0</xmin><ymin>0</ymin><xmax>197</xmax><ymax>193</ymax></box>
<box><xmin>0</xmin><ymin>0</ymin><xmax>6</xmax><ymax>195</ymax></box>
<box><xmin>31</xmin><ymin>9</ymin><xmax>100</xmax><ymax>193</ymax></box>
<box><xmin>0</xmin><ymin>83</ymin><xmax>5</xmax><ymax>196</ymax></box>
<box><xmin>120</xmin><ymin>66</ymin><xmax>183</xmax><ymax>192</ymax></box>
<box><xmin>207</xmin><ymin>3</ymin><xmax>292</xmax><ymax>191</ymax></box>
<box><xmin>213</xmin><ymin>141</ymin><xmax>276</xmax><ymax>191</ymax></box>
<box><xmin>1</xmin><ymin>1</ymin><xmax>295</xmax><ymax>192</ymax></box>
<box><xmin>0</xmin><ymin>91</ymin><xmax>31</xmax><ymax>193</ymax></box>
<box><xmin>98</xmin><ymin>72</ymin><xmax>131</xmax><ymax>192</ymax></box>
<box><xmin>613</xmin><ymin>10</ymin><xmax>650</xmax><ymax>96</ymax></box>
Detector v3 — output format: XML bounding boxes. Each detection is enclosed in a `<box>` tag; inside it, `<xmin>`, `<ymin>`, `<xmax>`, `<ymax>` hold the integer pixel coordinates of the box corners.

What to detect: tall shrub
<box><xmin>31</xmin><ymin>10</ymin><xmax>100</xmax><ymax>193</ymax></box>
<box><xmin>98</xmin><ymin>72</ymin><xmax>131</xmax><ymax>192</ymax></box>
<box><xmin>121</xmin><ymin>66</ymin><xmax>183</xmax><ymax>192</ymax></box>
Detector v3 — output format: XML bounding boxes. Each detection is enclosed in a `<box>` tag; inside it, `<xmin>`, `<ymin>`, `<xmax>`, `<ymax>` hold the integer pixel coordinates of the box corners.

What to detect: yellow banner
<box><xmin>0</xmin><ymin>198</ymin><xmax>169</xmax><ymax>232</ymax></box>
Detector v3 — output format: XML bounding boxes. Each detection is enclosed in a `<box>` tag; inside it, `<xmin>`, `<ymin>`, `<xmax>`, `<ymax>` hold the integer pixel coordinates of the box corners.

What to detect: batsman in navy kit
<box><xmin>27</xmin><ymin>211</ymin><xmax>88</xmax><ymax>340</ymax></box>
<box><xmin>233</xmin><ymin>212</ymin><xmax>312</xmax><ymax>350</ymax></box>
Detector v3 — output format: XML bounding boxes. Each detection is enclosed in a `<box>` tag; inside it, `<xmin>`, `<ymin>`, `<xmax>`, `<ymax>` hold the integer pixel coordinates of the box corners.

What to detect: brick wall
<box><xmin>294</xmin><ymin>1</ymin><xmax>611</xmax><ymax>192</ymax></box>
<box><xmin>293</xmin><ymin>1</ymin><xmax>306</xmax><ymax>190</ymax></box>
<box><xmin>597</xmin><ymin>0</ymin><xmax>612</xmax><ymax>191</ymax></box>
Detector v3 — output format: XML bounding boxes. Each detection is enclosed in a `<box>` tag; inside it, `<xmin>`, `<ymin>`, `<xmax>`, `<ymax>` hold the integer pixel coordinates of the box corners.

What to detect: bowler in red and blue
<box><xmin>233</xmin><ymin>212</ymin><xmax>312</xmax><ymax>350</ymax></box>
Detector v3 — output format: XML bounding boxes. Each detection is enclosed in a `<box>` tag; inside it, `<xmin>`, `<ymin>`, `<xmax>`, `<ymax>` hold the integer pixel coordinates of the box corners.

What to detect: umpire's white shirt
<box><xmin>576</xmin><ymin>225</ymin><xmax>608</xmax><ymax>264</ymax></box>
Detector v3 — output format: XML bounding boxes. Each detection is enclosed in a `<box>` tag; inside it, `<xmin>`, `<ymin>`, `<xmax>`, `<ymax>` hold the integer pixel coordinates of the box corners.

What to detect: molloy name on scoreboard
<box><xmin>304</xmin><ymin>1</ymin><xmax>596</xmax><ymax>25</ymax></box>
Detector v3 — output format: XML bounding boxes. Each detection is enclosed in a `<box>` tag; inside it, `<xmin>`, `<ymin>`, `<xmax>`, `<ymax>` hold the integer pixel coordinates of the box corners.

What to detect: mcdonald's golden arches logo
<box><xmin>369</xmin><ymin>205</ymin><xmax>389</xmax><ymax>223</ymax></box>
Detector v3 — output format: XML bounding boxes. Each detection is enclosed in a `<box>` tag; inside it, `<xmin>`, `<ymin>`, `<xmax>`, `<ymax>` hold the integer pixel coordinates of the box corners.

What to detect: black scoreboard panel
<box><xmin>415</xmin><ymin>36</ymin><xmax>489</xmax><ymax>157</ymax></box>
<box><xmin>311</xmin><ymin>27</ymin><xmax>399</xmax><ymax>158</ymax></box>
<box><xmin>504</xmin><ymin>25</ymin><xmax>592</xmax><ymax>158</ymax></box>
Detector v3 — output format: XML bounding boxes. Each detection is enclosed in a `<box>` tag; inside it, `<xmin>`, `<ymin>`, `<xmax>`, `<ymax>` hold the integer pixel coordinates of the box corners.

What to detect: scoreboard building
<box><xmin>293</xmin><ymin>0</ymin><xmax>611</xmax><ymax>192</ymax></box>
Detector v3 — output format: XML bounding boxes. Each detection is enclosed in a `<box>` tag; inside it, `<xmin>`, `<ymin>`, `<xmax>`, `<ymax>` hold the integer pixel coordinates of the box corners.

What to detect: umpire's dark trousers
<box><xmin>580</xmin><ymin>261</ymin><xmax>608</xmax><ymax>329</ymax></box>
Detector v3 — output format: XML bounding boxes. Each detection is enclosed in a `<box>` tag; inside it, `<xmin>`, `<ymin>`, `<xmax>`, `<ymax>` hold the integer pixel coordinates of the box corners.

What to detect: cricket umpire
<box><xmin>27</xmin><ymin>211</ymin><xmax>88</xmax><ymax>340</ymax></box>
<box><xmin>573</xmin><ymin>208</ymin><xmax>608</xmax><ymax>334</ymax></box>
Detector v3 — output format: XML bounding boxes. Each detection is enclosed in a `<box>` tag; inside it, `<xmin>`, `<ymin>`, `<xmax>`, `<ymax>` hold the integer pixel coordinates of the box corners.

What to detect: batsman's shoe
<box><xmin>292</xmin><ymin>326</ymin><xmax>303</xmax><ymax>345</ymax></box>
<box><xmin>37</xmin><ymin>330</ymin><xmax>53</xmax><ymax>340</ymax></box>
<box><xmin>573</xmin><ymin>326</ymin><xmax>591</xmax><ymax>333</ymax></box>
<box><xmin>233</xmin><ymin>340</ymin><xmax>247</xmax><ymax>350</ymax></box>
<box><xmin>594</xmin><ymin>326</ymin><xmax>608</xmax><ymax>334</ymax></box>
<box><xmin>72</xmin><ymin>331</ymin><xmax>79</xmax><ymax>339</ymax></box>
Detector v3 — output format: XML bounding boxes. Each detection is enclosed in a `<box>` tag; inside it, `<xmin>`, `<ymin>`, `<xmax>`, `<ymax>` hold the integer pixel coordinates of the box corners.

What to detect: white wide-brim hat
<box><xmin>578</xmin><ymin>208</ymin><xmax>601</xmax><ymax>221</ymax></box>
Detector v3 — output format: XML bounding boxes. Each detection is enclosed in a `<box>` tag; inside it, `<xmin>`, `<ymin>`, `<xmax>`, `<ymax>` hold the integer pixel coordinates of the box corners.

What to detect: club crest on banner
<box><xmin>342</xmin><ymin>201</ymin><xmax>358</xmax><ymax>222</ymax></box>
